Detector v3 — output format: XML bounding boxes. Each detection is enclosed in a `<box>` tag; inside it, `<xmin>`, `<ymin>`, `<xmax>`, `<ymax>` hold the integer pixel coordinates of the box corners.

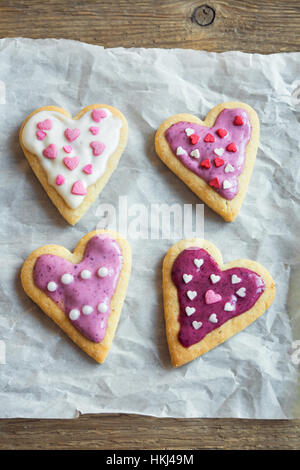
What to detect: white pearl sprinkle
<box><xmin>80</xmin><ymin>269</ymin><xmax>91</xmax><ymax>280</ymax></box>
<box><xmin>98</xmin><ymin>302</ymin><xmax>108</xmax><ymax>313</ymax></box>
<box><xmin>61</xmin><ymin>273</ymin><xmax>74</xmax><ymax>285</ymax></box>
<box><xmin>69</xmin><ymin>309</ymin><xmax>80</xmax><ymax>321</ymax></box>
<box><xmin>97</xmin><ymin>267</ymin><xmax>108</xmax><ymax>278</ymax></box>
<box><xmin>47</xmin><ymin>281</ymin><xmax>57</xmax><ymax>292</ymax></box>
<box><xmin>82</xmin><ymin>305</ymin><xmax>93</xmax><ymax>315</ymax></box>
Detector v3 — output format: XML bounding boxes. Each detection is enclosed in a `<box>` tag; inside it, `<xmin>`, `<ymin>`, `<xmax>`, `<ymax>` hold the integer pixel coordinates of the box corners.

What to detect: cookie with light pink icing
<box><xmin>19</xmin><ymin>104</ymin><xmax>128</xmax><ymax>225</ymax></box>
<box><xmin>21</xmin><ymin>230</ymin><xmax>132</xmax><ymax>363</ymax></box>
<box><xmin>163</xmin><ymin>239</ymin><xmax>275</xmax><ymax>367</ymax></box>
<box><xmin>155</xmin><ymin>102</ymin><xmax>260</xmax><ymax>222</ymax></box>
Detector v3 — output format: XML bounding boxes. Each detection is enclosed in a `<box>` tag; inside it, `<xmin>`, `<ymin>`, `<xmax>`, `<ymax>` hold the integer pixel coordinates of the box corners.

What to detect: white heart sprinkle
<box><xmin>47</xmin><ymin>281</ymin><xmax>57</xmax><ymax>292</ymax></box>
<box><xmin>224</xmin><ymin>302</ymin><xmax>235</xmax><ymax>312</ymax></box>
<box><xmin>98</xmin><ymin>266</ymin><xmax>108</xmax><ymax>278</ymax></box>
<box><xmin>69</xmin><ymin>309</ymin><xmax>80</xmax><ymax>321</ymax></box>
<box><xmin>82</xmin><ymin>305</ymin><xmax>93</xmax><ymax>315</ymax></box>
<box><xmin>232</xmin><ymin>274</ymin><xmax>241</xmax><ymax>284</ymax></box>
<box><xmin>236</xmin><ymin>287</ymin><xmax>246</xmax><ymax>298</ymax></box>
<box><xmin>183</xmin><ymin>274</ymin><xmax>193</xmax><ymax>284</ymax></box>
<box><xmin>210</xmin><ymin>274</ymin><xmax>221</xmax><ymax>284</ymax></box>
<box><xmin>176</xmin><ymin>146</ymin><xmax>186</xmax><ymax>156</ymax></box>
<box><xmin>209</xmin><ymin>313</ymin><xmax>218</xmax><ymax>323</ymax></box>
<box><xmin>194</xmin><ymin>258</ymin><xmax>204</xmax><ymax>268</ymax></box>
<box><xmin>185</xmin><ymin>306</ymin><xmax>195</xmax><ymax>316</ymax></box>
<box><xmin>185</xmin><ymin>128</ymin><xmax>194</xmax><ymax>137</ymax></box>
<box><xmin>190</xmin><ymin>149</ymin><xmax>200</xmax><ymax>159</ymax></box>
<box><xmin>223</xmin><ymin>180</ymin><xmax>232</xmax><ymax>189</ymax></box>
<box><xmin>61</xmin><ymin>273</ymin><xmax>74</xmax><ymax>285</ymax></box>
<box><xmin>224</xmin><ymin>163</ymin><xmax>234</xmax><ymax>173</ymax></box>
<box><xmin>192</xmin><ymin>320</ymin><xmax>203</xmax><ymax>330</ymax></box>
<box><xmin>187</xmin><ymin>290</ymin><xmax>197</xmax><ymax>300</ymax></box>
<box><xmin>214</xmin><ymin>147</ymin><xmax>224</xmax><ymax>157</ymax></box>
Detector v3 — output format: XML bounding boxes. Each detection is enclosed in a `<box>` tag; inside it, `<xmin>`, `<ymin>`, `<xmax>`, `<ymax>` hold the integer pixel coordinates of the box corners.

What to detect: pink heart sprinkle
<box><xmin>56</xmin><ymin>174</ymin><xmax>65</xmax><ymax>186</ymax></box>
<box><xmin>90</xmin><ymin>141</ymin><xmax>106</xmax><ymax>156</ymax></box>
<box><xmin>92</xmin><ymin>109</ymin><xmax>107</xmax><ymax>122</ymax></box>
<box><xmin>63</xmin><ymin>156</ymin><xmax>80</xmax><ymax>171</ymax></box>
<box><xmin>63</xmin><ymin>145</ymin><xmax>73</xmax><ymax>153</ymax></box>
<box><xmin>42</xmin><ymin>144</ymin><xmax>57</xmax><ymax>159</ymax></box>
<box><xmin>82</xmin><ymin>164</ymin><xmax>93</xmax><ymax>174</ymax></box>
<box><xmin>89</xmin><ymin>126</ymin><xmax>100</xmax><ymax>135</ymax></box>
<box><xmin>64</xmin><ymin>128</ymin><xmax>80</xmax><ymax>142</ymax></box>
<box><xmin>36</xmin><ymin>130</ymin><xmax>46</xmax><ymax>140</ymax></box>
<box><xmin>71</xmin><ymin>180</ymin><xmax>87</xmax><ymax>196</ymax></box>
<box><xmin>37</xmin><ymin>119</ymin><xmax>52</xmax><ymax>131</ymax></box>
<box><xmin>205</xmin><ymin>289</ymin><xmax>222</xmax><ymax>304</ymax></box>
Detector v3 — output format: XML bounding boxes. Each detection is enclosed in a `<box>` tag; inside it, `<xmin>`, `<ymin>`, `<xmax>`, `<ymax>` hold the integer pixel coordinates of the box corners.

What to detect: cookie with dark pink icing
<box><xmin>21</xmin><ymin>230</ymin><xmax>132</xmax><ymax>363</ymax></box>
<box><xmin>155</xmin><ymin>102</ymin><xmax>260</xmax><ymax>222</ymax></box>
<box><xmin>163</xmin><ymin>239</ymin><xmax>275</xmax><ymax>367</ymax></box>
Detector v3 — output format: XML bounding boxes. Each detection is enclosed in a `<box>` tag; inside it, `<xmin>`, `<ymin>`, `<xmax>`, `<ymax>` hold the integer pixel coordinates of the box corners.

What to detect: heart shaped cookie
<box><xmin>163</xmin><ymin>239</ymin><xmax>275</xmax><ymax>367</ymax></box>
<box><xmin>20</xmin><ymin>105</ymin><xmax>128</xmax><ymax>225</ymax></box>
<box><xmin>155</xmin><ymin>102</ymin><xmax>259</xmax><ymax>222</ymax></box>
<box><xmin>21</xmin><ymin>230</ymin><xmax>131</xmax><ymax>363</ymax></box>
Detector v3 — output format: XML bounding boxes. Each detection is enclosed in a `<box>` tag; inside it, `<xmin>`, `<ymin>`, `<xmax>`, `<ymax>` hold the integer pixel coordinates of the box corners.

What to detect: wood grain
<box><xmin>0</xmin><ymin>0</ymin><xmax>300</xmax><ymax>451</ymax></box>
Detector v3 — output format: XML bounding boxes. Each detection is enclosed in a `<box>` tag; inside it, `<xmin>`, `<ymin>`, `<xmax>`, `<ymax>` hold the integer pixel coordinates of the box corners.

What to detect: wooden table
<box><xmin>0</xmin><ymin>0</ymin><xmax>300</xmax><ymax>450</ymax></box>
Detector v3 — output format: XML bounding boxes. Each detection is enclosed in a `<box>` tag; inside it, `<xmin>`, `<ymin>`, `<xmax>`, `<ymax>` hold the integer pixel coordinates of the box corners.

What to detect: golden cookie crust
<box><xmin>162</xmin><ymin>239</ymin><xmax>275</xmax><ymax>367</ymax></box>
<box><xmin>21</xmin><ymin>230</ymin><xmax>132</xmax><ymax>363</ymax></box>
<box><xmin>155</xmin><ymin>102</ymin><xmax>260</xmax><ymax>222</ymax></box>
<box><xmin>19</xmin><ymin>104</ymin><xmax>129</xmax><ymax>225</ymax></box>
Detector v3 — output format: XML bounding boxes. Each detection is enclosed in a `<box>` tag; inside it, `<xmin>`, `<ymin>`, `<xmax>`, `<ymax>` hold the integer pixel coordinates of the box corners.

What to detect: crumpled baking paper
<box><xmin>0</xmin><ymin>38</ymin><xmax>299</xmax><ymax>418</ymax></box>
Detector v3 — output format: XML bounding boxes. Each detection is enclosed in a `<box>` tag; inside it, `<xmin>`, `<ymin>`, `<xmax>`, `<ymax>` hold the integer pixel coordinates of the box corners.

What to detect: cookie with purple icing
<box><xmin>155</xmin><ymin>102</ymin><xmax>260</xmax><ymax>222</ymax></box>
<box><xmin>162</xmin><ymin>239</ymin><xmax>275</xmax><ymax>367</ymax></box>
<box><xmin>21</xmin><ymin>230</ymin><xmax>131</xmax><ymax>363</ymax></box>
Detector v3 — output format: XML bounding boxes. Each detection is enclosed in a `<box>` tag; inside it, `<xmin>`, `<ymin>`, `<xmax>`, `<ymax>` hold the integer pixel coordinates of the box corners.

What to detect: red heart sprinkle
<box><xmin>209</xmin><ymin>177</ymin><xmax>220</xmax><ymax>189</ymax></box>
<box><xmin>204</xmin><ymin>133</ymin><xmax>215</xmax><ymax>143</ymax></box>
<box><xmin>214</xmin><ymin>157</ymin><xmax>224</xmax><ymax>167</ymax></box>
<box><xmin>200</xmin><ymin>158</ymin><xmax>211</xmax><ymax>169</ymax></box>
<box><xmin>190</xmin><ymin>134</ymin><xmax>200</xmax><ymax>145</ymax></box>
<box><xmin>234</xmin><ymin>115</ymin><xmax>244</xmax><ymax>126</ymax></box>
<box><xmin>226</xmin><ymin>142</ymin><xmax>237</xmax><ymax>152</ymax></box>
<box><xmin>216</xmin><ymin>128</ymin><xmax>227</xmax><ymax>138</ymax></box>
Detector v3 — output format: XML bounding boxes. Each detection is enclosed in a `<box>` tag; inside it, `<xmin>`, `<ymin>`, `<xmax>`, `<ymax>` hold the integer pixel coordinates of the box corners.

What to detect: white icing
<box><xmin>236</xmin><ymin>287</ymin><xmax>246</xmax><ymax>297</ymax></box>
<box><xmin>69</xmin><ymin>309</ymin><xmax>80</xmax><ymax>320</ymax></box>
<box><xmin>210</xmin><ymin>274</ymin><xmax>220</xmax><ymax>284</ymax></box>
<box><xmin>80</xmin><ymin>269</ymin><xmax>91</xmax><ymax>279</ymax></box>
<box><xmin>192</xmin><ymin>320</ymin><xmax>202</xmax><ymax>330</ymax></box>
<box><xmin>231</xmin><ymin>275</ymin><xmax>241</xmax><ymax>284</ymax></box>
<box><xmin>194</xmin><ymin>258</ymin><xmax>204</xmax><ymax>268</ymax></box>
<box><xmin>61</xmin><ymin>273</ymin><xmax>74</xmax><ymax>285</ymax></box>
<box><xmin>209</xmin><ymin>313</ymin><xmax>218</xmax><ymax>323</ymax></box>
<box><xmin>190</xmin><ymin>149</ymin><xmax>200</xmax><ymax>159</ymax></box>
<box><xmin>97</xmin><ymin>266</ymin><xmax>108</xmax><ymax>278</ymax></box>
<box><xmin>98</xmin><ymin>302</ymin><xmax>108</xmax><ymax>313</ymax></box>
<box><xmin>224</xmin><ymin>302</ymin><xmax>235</xmax><ymax>312</ymax></box>
<box><xmin>214</xmin><ymin>148</ymin><xmax>224</xmax><ymax>157</ymax></box>
<box><xmin>185</xmin><ymin>306</ymin><xmax>195</xmax><ymax>316</ymax></box>
<box><xmin>176</xmin><ymin>146</ymin><xmax>186</xmax><ymax>156</ymax></box>
<box><xmin>47</xmin><ymin>281</ymin><xmax>57</xmax><ymax>292</ymax></box>
<box><xmin>22</xmin><ymin>108</ymin><xmax>123</xmax><ymax>209</ymax></box>
<box><xmin>187</xmin><ymin>290</ymin><xmax>197</xmax><ymax>300</ymax></box>
<box><xmin>183</xmin><ymin>274</ymin><xmax>193</xmax><ymax>284</ymax></box>
<box><xmin>82</xmin><ymin>305</ymin><xmax>93</xmax><ymax>315</ymax></box>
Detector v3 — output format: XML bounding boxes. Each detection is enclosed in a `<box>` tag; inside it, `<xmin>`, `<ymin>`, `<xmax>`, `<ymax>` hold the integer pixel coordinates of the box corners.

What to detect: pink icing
<box><xmin>82</xmin><ymin>164</ymin><xmax>93</xmax><ymax>174</ymax></box>
<box><xmin>56</xmin><ymin>174</ymin><xmax>65</xmax><ymax>186</ymax></box>
<box><xmin>89</xmin><ymin>126</ymin><xmax>100</xmax><ymax>135</ymax></box>
<box><xmin>64</xmin><ymin>128</ymin><xmax>80</xmax><ymax>142</ymax></box>
<box><xmin>33</xmin><ymin>235</ymin><xmax>123</xmax><ymax>343</ymax></box>
<box><xmin>63</xmin><ymin>156</ymin><xmax>80</xmax><ymax>171</ymax></box>
<box><xmin>36</xmin><ymin>130</ymin><xmax>46</xmax><ymax>140</ymax></box>
<box><xmin>71</xmin><ymin>180</ymin><xmax>87</xmax><ymax>196</ymax></box>
<box><xmin>90</xmin><ymin>141</ymin><xmax>106</xmax><ymax>156</ymax></box>
<box><xmin>63</xmin><ymin>145</ymin><xmax>73</xmax><ymax>153</ymax></box>
<box><xmin>171</xmin><ymin>247</ymin><xmax>265</xmax><ymax>348</ymax></box>
<box><xmin>37</xmin><ymin>119</ymin><xmax>52</xmax><ymax>131</ymax></box>
<box><xmin>92</xmin><ymin>109</ymin><xmax>107</xmax><ymax>122</ymax></box>
<box><xmin>165</xmin><ymin>108</ymin><xmax>252</xmax><ymax>200</ymax></box>
<box><xmin>42</xmin><ymin>144</ymin><xmax>57</xmax><ymax>159</ymax></box>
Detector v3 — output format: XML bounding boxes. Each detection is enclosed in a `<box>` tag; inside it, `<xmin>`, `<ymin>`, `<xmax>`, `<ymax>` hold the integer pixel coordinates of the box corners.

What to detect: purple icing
<box><xmin>171</xmin><ymin>248</ymin><xmax>265</xmax><ymax>348</ymax></box>
<box><xmin>33</xmin><ymin>235</ymin><xmax>122</xmax><ymax>343</ymax></box>
<box><xmin>165</xmin><ymin>108</ymin><xmax>252</xmax><ymax>199</ymax></box>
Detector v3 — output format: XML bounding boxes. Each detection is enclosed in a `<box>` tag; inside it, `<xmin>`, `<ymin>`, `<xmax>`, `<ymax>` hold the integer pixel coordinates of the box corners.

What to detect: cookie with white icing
<box><xmin>20</xmin><ymin>105</ymin><xmax>128</xmax><ymax>225</ymax></box>
<box><xmin>155</xmin><ymin>102</ymin><xmax>259</xmax><ymax>222</ymax></box>
<box><xmin>21</xmin><ymin>230</ymin><xmax>132</xmax><ymax>363</ymax></box>
<box><xmin>162</xmin><ymin>239</ymin><xmax>275</xmax><ymax>367</ymax></box>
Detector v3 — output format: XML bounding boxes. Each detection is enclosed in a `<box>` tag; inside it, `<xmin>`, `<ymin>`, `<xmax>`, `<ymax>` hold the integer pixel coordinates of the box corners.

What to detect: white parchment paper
<box><xmin>0</xmin><ymin>38</ymin><xmax>299</xmax><ymax>418</ymax></box>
